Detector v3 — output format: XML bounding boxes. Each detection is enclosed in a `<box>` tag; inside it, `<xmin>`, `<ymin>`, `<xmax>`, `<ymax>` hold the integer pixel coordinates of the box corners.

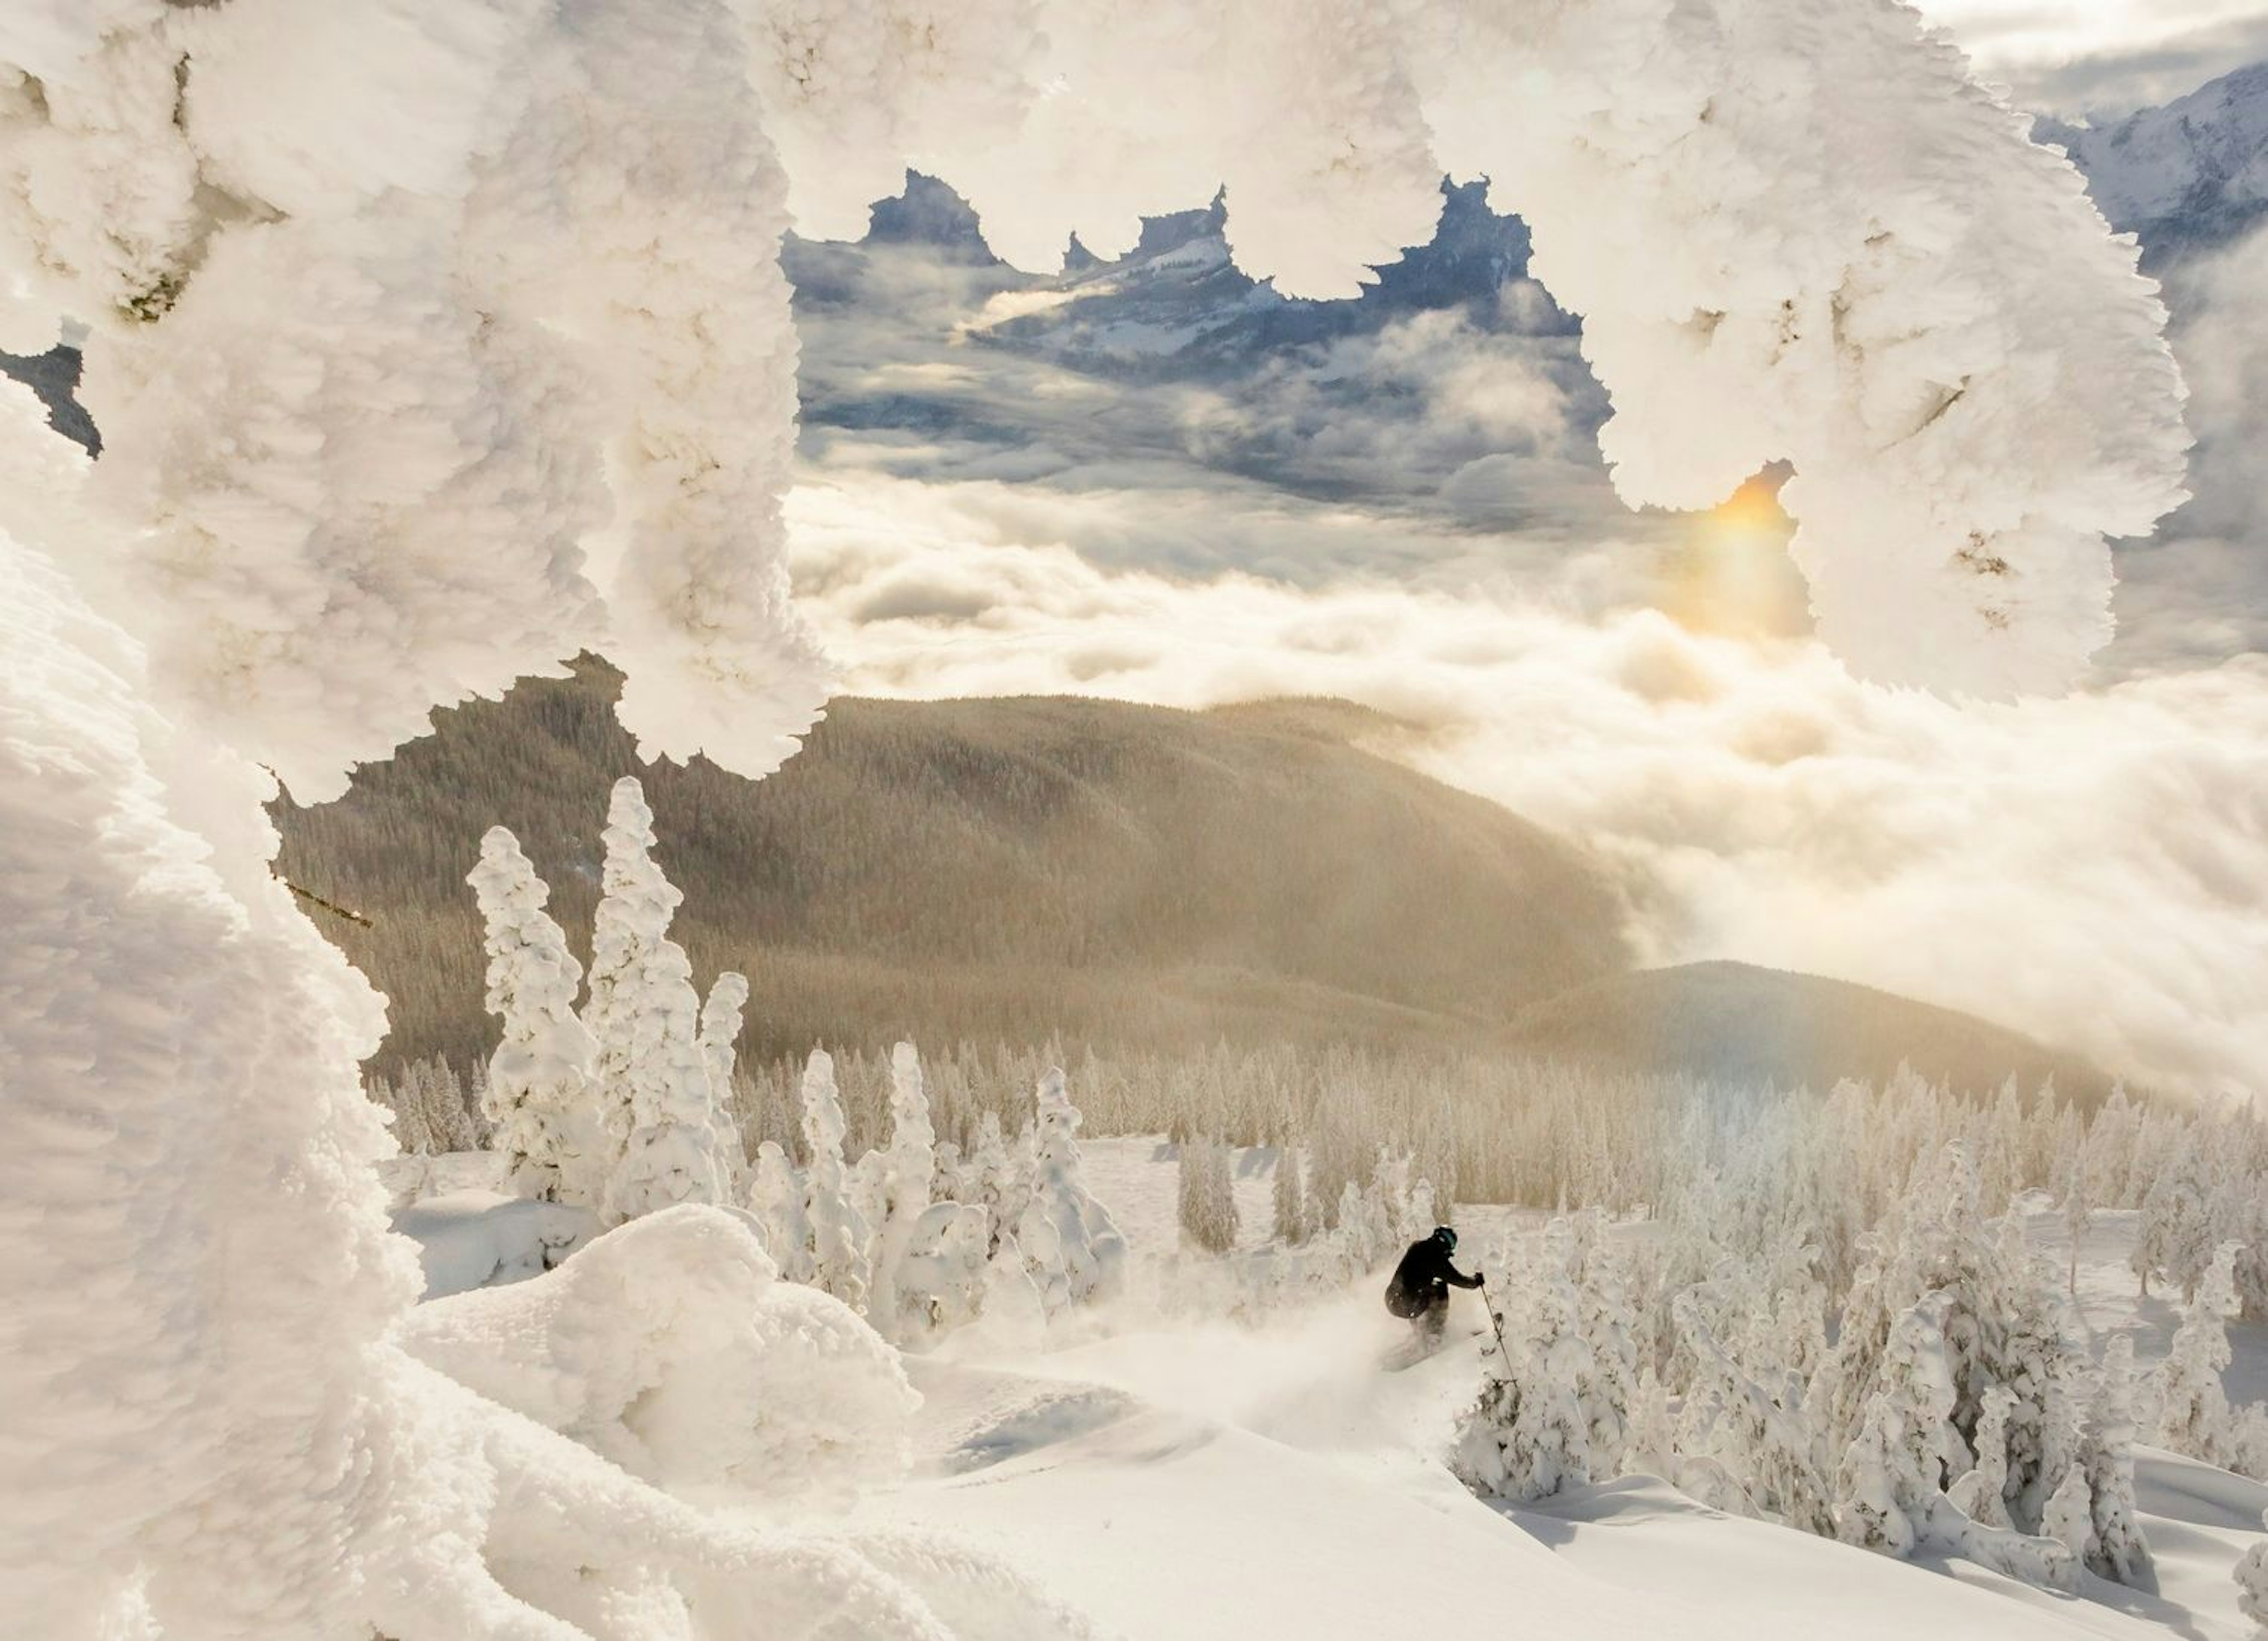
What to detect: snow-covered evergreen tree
<box><xmin>696</xmin><ymin>969</ymin><xmax>750</xmax><ymax>1183</ymax></box>
<box><xmin>865</xmin><ymin>1042</ymin><xmax>940</xmax><ymax>1339</ymax></box>
<box><xmin>404</xmin><ymin>1056</ymin><xmax>484</xmax><ymax>1153</ymax></box>
<box><xmin>1016</xmin><ymin>1067</ymin><xmax>1129</xmax><ymax>1314</ymax></box>
<box><xmin>602</xmin><ymin>933</ymin><xmax>732</xmax><ymax>1222</ymax></box>
<box><xmin>582</xmin><ymin>776</ymin><xmax>672</xmax><ymax>1197</ymax></box>
<box><xmin>2238</xmin><ymin>1512</ymin><xmax>2268</xmax><ymax>1634</ymax></box>
<box><xmin>1836</xmin><ymin>1291</ymin><xmax>1969</xmax><ymax>1556</ymax></box>
<box><xmin>2043</xmin><ymin>1464</ymin><xmax>2096</xmax><ymax>1565</ymax></box>
<box><xmin>966</xmin><ymin>1109</ymin><xmax>1021</xmax><ymax>1256</ymax></box>
<box><xmin>2060</xmin><ymin>1138</ymin><xmax>2090</xmax><ymax>1297</ymax></box>
<box><xmin>894</xmin><ymin>1201</ymin><xmax>992</xmax><ymax>1344</ymax></box>
<box><xmin>1676</xmin><ymin>1287</ymin><xmax>1833</xmax><ymax>1534</ymax></box>
<box><xmin>2081</xmin><ymin>1334</ymin><xmax>2156</xmax><ymax>1590</ymax></box>
<box><xmin>1272</xmin><ymin>1145</ymin><xmax>1312</xmax><ymax>1246</ymax></box>
<box><xmin>2133</xmin><ymin>1132</ymin><xmax>2212</xmax><ymax>1301</ymax></box>
<box><xmin>799</xmin><ymin>1048</ymin><xmax>872</xmax><ymax>1310</ymax></box>
<box><xmin>744</xmin><ymin>1139</ymin><xmax>814</xmax><ymax>1284</ymax></box>
<box><xmin>1455</xmin><ymin>1240</ymin><xmax>1592</xmax><ymax>1503</ymax></box>
<box><xmin>468</xmin><ymin>826</ymin><xmax>602</xmax><ymax>1204</ymax></box>
<box><xmin>2156</xmin><ymin>1242</ymin><xmax>2241</xmax><ymax>1466</ymax></box>
<box><xmin>1948</xmin><ymin>1385</ymin><xmax>2016</xmax><ymax>1529</ymax></box>
<box><xmin>1570</xmin><ymin>1213</ymin><xmax>1640</xmax><ymax>1472</ymax></box>
<box><xmin>1179</xmin><ymin>1134</ymin><xmax>1239</xmax><ymax>1255</ymax></box>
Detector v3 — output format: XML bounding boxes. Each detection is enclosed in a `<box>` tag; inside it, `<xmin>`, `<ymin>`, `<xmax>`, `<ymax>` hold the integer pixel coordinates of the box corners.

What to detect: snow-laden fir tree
<box><xmin>847</xmin><ymin>1145</ymin><xmax>891</xmax><ymax>1277</ymax></box>
<box><xmin>696</xmin><ymin>969</ymin><xmax>750</xmax><ymax>1185</ymax></box>
<box><xmin>1837</xmin><ymin>1292</ymin><xmax>1969</xmax><ymax>1554</ymax></box>
<box><xmin>1408</xmin><ymin>1176</ymin><xmax>1438</xmax><ymax>1239</ymax></box>
<box><xmin>1948</xmin><ymin>1385</ymin><xmax>2016</xmax><ymax>1529</ymax></box>
<box><xmin>894</xmin><ymin>1201</ymin><xmax>992</xmax><ymax>1345</ymax></box>
<box><xmin>1675</xmin><ymin>1285</ymin><xmax>1834</xmax><ymax>1534</ymax></box>
<box><xmin>2043</xmin><ymin>1464</ymin><xmax>2096</xmax><ymax>1564</ymax></box>
<box><xmin>966</xmin><ymin>1108</ymin><xmax>1021</xmax><ymax>1256</ymax></box>
<box><xmin>596</xmin><ymin>785</ymin><xmax>734</xmax><ymax>1223</ymax></box>
<box><xmin>2133</xmin><ymin>1131</ymin><xmax>2212</xmax><ymax>1301</ymax></box>
<box><xmin>1834</xmin><ymin>1291</ymin><xmax>2078</xmax><ymax>1590</ymax></box>
<box><xmin>2081</xmin><ymin>1334</ymin><xmax>2156</xmax><ymax>1590</ymax></box>
<box><xmin>369</xmin><ymin>1068</ymin><xmax>435</xmax><ymax>1156</ymax></box>
<box><xmin>582</xmin><ymin>776</ymin><xmax>674</xmax><ymax>1198</ymax></box>
<box><xmin>744</xmin><ymin>1138</ymin><xmax>815</xmax><ymax>1284</ymax></box>
<box><xmin>2237</xmin><ymin>1512</ymin><xmax>2268</xmax><ymax>1635</ymax></box>
<box><xmin>865</xmin><ymin>1042</ymin><xmax>940</xmax><ymax>1340</ymax></box>
<box><xmin>799</xmin><ymin>1048</ymin><xmax>872</xmax><ymax>1310</ymax></box>
<box><xmin>1016</xmin><ymin>1066</ymin><xmax>1129</xmax><ymax>1315</ymax></box>
<box><xmin>1455</xmin><ymin>1233</ymin><xmax>1593</xmax><ymax>1503</ymax></box>
<box><xmin>467</xmin><ymin>826</ymin><xmax>603</xmax><ymax>1205</ymax></box>
<box><xmin>2060</xmin><ymin>1138</ymin><xmax>2090</xmax><ymax>1297</ymax></box>
<box><xmin>2156</xmin><ymin>1241</ymin><xmax>2240</xmax><ymax>1467</ymax></box>
<box><xmin>402</xmin><ymin>1056</ymin><xmax>484</xmax><ymax>1153</ymax></box>
<box><xmin>1335</xmin><ymin>1180</ymin><xmax>1376</xmax><ymax>1268</ymax></box>
<box><xmin>1569</xmin><ymin>1212</ymin><xmax>1640</xmax><ymax>1467</ymax></box>
<box><xmin>1272</xmin><ymin>1144</ymin><xmax>1312</xmax><ymax>1246</ymax></box>
<box><xmin>1178</xmin><ymin>1134</ymin><xmax>1239</xmax><ymax>1255</ymax></box>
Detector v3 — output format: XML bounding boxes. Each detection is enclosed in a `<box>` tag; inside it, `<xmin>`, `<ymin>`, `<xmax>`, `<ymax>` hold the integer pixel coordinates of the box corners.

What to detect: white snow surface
<box><xmin>392</xmin><ymin>1189</ymin><xmax>594</xmax><ymax>1300</ymax></box>
<box><xmin>840</xmin><ymin>1141</ymin><xmax>2268</xmax><ymax>1641</ymax></box>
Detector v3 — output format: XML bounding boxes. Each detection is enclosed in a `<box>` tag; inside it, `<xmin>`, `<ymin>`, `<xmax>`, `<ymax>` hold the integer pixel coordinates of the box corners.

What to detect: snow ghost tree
<box><xmin>799</xmin><ymin>1048</ymin><xmax>873</xmax><ymax>1310</ymax></box>
<box><xmin>0</xmin><ymin>0</ymin><xmax>2196</xmax><ymax>1630</ymax></box>
<box><xmin>865</xmin><ymin>1041</ymin><xmax>939</xmax><ymax>1340</ymax></box>
<box><xmin>591</xmin><ymin>779</ymin><xmax>735</xmax><ymax>1224</ymax></box>
<box><xmin>468</xmin><ymin>825</ymin><xmax>603</xmax><ymax>1204</ymax></box>
<box><xmin>1017</xmin><ymin>1067</ymin><xmax>1130</xmax><ymax>1315</ymax></box>
<box><xmin>584</xmin><ymin>777</ymin><xmax>674</xmax><ymax>1204</ymax></box>
<box><xmin>697</xmin><ymin>969</ymin><xmax>751</xmax><ymax>1183</ymax></box>
<box><xmin>2156</xmin><ymin>1242</ymin><xmax>2241</xmax><ymax>1466</ymax></box>
<box><xmin>2081</xmin><ymin>1334</ymin><xmax>2157</xmax><ymax>1590</ymax></box>
<box><xmin>1455</xmin><ymin>1233</ymin><xmax>1593</xmax><ymax>1503</ymax></box>
<box><xmin>744</xmin><ymin>1139</ymin><xmax>815</xmax><ymax>1285</ymax></box>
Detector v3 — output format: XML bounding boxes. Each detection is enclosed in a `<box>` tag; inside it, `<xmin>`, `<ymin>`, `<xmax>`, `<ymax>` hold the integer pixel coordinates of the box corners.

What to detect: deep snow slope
<box><xmin>882</xmin><ymin>1141</ymin><xmax>2262</xmax><ymax>1640</ymax></box>
<box><xmin>865</xmin><ymin>1300</ymin><xmax>2241</xmax><ymax>1641</ymax></box>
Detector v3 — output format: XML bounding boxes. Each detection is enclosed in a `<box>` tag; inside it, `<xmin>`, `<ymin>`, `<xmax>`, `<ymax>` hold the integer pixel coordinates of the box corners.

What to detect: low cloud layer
<box><xmin>788</xmin><ymin>470</ymin><xmax>2268</xmax><ymax>1102</ymax></box>
<box><xmin>1919</xmin><ymin>0</ymin><xmax>2268</xmax><ymax>113</ymax></box>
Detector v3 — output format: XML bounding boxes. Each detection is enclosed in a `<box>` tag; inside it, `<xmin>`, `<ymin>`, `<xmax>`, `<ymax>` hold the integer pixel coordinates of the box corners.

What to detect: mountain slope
<box><xmin>1503</xmin><ymin>959</ymin><xmax>2113</xmax><ymax>1102</ymax></box>
<box><xmin>274</xmin><ymin>659</ymin><xmax>1631</xmax><ymax>1075</ymax></box>
<box><xmin>2044</xmin><ymin>61</ymin><xmax>2268</xmax><ymax>254</ymax></box>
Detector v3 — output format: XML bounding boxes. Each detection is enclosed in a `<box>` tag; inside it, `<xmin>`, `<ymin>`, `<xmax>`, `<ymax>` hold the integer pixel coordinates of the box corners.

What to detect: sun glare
<box><xmin>1660</xmin><ymin>473</ymin><xmax>1807</xmax><ymax>640</ymax></box>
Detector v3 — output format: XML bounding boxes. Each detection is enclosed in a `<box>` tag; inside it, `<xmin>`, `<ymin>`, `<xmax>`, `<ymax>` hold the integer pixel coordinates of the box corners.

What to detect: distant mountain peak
<box><xmin>863</xmin><ymin>171</ymin><xmax>1001</xmax><ymax>266</ymax></box>
<box><xmin>2045</xmin><ymin>57</ymin><xmax>2268</xmax><ymax>253</ymax></box>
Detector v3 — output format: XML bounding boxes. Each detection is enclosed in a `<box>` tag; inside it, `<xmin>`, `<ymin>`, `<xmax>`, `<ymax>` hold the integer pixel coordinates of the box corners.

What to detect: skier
<box><xmin>1384</xmin><ymin>1225</ymin><xmax>1482</xmax><ymax>1345</ymax></box>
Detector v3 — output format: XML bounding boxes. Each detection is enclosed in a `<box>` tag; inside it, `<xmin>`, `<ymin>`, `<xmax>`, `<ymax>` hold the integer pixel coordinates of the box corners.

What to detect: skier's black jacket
<box><xmin>1384</xmin><ymin>1235</ymin><xmax>1482</xmax><ymax>1318</ymax></box>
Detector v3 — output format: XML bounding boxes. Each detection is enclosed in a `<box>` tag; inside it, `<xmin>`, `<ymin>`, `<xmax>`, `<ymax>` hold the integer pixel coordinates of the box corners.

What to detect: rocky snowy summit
<box><xmin>2042</xmin><ymin>63</ymin><xmax>2268</xmax><ymax>254</ymax></box>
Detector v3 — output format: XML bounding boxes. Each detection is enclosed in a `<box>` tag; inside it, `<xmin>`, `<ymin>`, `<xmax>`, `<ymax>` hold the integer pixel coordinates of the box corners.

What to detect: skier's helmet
<box><xmin>1432</xmin><ymin>1226</ymin><xmax>1456</xmax><ymax>1251</ymax></box>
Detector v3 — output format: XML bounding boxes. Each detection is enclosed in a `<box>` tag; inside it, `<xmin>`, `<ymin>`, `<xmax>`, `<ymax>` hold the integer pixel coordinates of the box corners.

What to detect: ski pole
<box><xmin>1478</xmin><ymin>1272</ymin><xmax>1512</xmax><ymax>1358</ymax></box>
